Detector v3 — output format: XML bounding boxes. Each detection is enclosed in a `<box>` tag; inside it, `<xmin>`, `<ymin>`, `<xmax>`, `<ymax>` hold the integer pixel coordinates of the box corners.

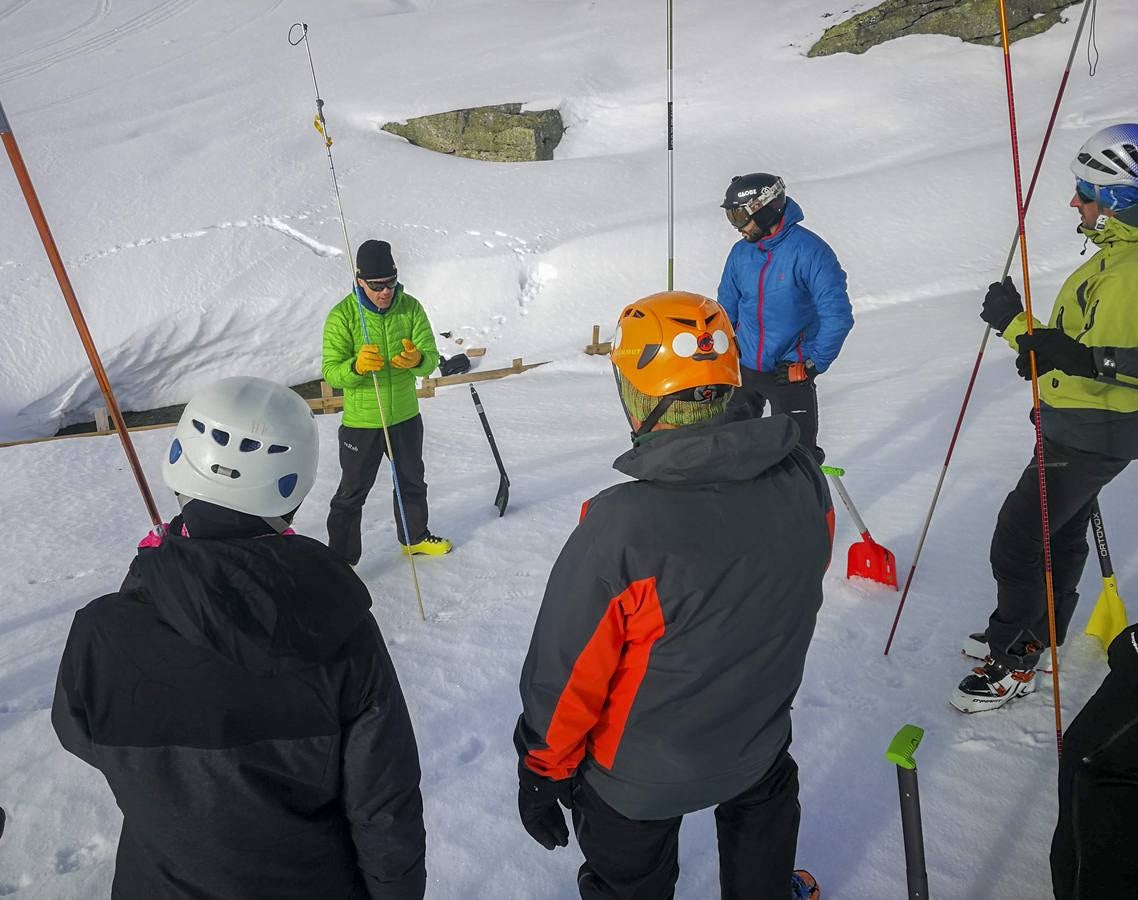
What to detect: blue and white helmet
<box><xmin>1070</xmin><ymin>124</ymin><xmax>1138</xmax><ymax>211</ymax></box>
<box><xmin>164</xmin><ymin>376</ymin><xmax>319</xmax><ymax>518</ymax></box>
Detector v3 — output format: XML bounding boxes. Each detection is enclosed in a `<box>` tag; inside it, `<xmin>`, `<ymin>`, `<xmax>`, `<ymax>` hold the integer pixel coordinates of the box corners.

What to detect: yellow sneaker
<box><xmin>401</xmin><ymin>533</ymin><xmax>453</xmax><ymax>556</ymax></box>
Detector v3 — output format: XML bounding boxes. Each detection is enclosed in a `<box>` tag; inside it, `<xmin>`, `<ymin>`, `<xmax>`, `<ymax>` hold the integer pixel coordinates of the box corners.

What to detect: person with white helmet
<box><xmin>717</xmin><ymin>173</ymin><xmax>854</xmax><ymax>464</ymax></box>
<box><xmin>514</xmin><ymin>292</ymin><xmax>831</xmax><ymax>900</ymax></box>
<box><xmin>51</xmin><ymin>376</ymin><xmax>426</xmax><ymax>899</ymax></box>
<box><xmin>953</xmin><ymin>124</ymin><xmax>1138</xmax><ymax>714</ymax></box>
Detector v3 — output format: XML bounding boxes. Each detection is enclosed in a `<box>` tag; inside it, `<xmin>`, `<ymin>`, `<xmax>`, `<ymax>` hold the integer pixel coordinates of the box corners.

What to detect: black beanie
<box><xmin>355</xmin><ymin>240</ymin><xmax>397</xmax><ymax>279</ymax></box>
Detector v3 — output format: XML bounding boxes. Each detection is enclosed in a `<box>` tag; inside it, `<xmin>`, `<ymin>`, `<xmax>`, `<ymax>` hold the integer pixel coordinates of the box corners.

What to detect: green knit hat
<box><xmin>617</xmin><ymin>370</ymin><xmax>731</xmax><ymax>428</ymax></box>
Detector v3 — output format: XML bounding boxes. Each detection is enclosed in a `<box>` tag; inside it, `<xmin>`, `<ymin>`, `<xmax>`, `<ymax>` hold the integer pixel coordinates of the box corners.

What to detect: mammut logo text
<box><xmin>343</xmin><ymin>442</ymin><xmax>358</xmax><ymax>452</ymax></box>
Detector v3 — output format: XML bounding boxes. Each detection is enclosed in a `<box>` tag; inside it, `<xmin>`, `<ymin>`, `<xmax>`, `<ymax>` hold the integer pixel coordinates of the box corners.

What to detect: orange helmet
<box><xmin>611</xmin><ymin>291</ymin><xmax>740</xmax><ymax>436</ymax></box>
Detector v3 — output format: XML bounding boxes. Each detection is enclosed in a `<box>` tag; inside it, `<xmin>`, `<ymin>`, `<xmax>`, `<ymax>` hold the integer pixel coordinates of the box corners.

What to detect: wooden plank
<box><xmin>421</xmin><ymin>359</ymin><xmax>549</xmax><ymax>389</ymax></box>
<box><xmin>466</xmin><ymin>347</ymin><xmax>486</xmax><ymax>358</ymax></box>
<box><xmin>320</xmin><ymin>381</ymin><xmax>335</xmax><ymax>411</ymax></box>
<box><xmin>94</xmin><ymin>406</ymin><xmax>111</xmax><ymax>434</ymax></box>
<box><xmin>0</xmin><ymin>420</ymin><xmax>175</xmax><ymax>450</ymax></box>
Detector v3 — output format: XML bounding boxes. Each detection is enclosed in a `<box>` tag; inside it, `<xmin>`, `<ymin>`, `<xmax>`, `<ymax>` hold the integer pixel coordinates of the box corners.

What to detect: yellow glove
<box><xmin>354</xmin><ymin>344</ymin><xmax>384</xmax><ymax>374</ymax></box>
<box><xmin>391</xmin><ymin>338</ymin><xmax>423</xmax><ymax>369</ymax></box>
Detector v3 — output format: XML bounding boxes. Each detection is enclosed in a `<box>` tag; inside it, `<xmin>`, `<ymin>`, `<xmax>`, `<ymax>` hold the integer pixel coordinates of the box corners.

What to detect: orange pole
<box><xmin>996</xmin><ymin>1</ymin><xmax>1063</xmax><ymax>757</ymax></box>
<box><xmin>1</xmin><ymin>97</ymin><xmax>161</xmax><ymax>527</ymax></box>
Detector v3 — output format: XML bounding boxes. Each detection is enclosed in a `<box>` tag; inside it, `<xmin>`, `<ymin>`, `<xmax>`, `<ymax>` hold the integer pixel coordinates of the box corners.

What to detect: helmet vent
<box><xmin>624</xmin><ymin>309</ymin><xmax>646</xmax><ymax>319</ymax></box>
<box><xmin>637</xmin><ymin>344</ymin><xmax>661</xmax><ymax>369</ymax></box>
<box><xmin>211</xmin><ymin>428</ymin><xmax>230</xmax><ymax>447</ymax></box>
<box><xmin>239</xmin><ymin>438</ymin><xmax>262</xmax><ymax>452</ymax></box>
<box><xmin>210</xmin><ymin>464</ymin><xmax>240</xmax><ymax>479</ymax></box>
<box><xmin>168</xmin><ymin>439</ymin><xmax>182</xmax><ymax>464</ymax></box>
<box><xmin>267</xmin><ymin>444</ymin><xmax>290</xmax><ymax>454</ymax></box>
<box><xmin>1104</xmin><ymin>146</ymin><xmax>1138</xmax><ymax>178</ymax></box>
<box><xmin>191</xmin><ymin>419</ymin><xmax>205</xmax><ymax>434</ymax></box>
<box><xmin>668</xmin><ymin>317</ymin><xmax>697</xmax><ymax>327</ymax></box>
<box><xmin>1079</xmin><ymin>151</ymin><xmax>1116</xmax><ymax>175</ymax></box>
<box><xmin>278</xmin><ymin>473</ymin><xmax>299</xmax><ymax>498</ymax></box>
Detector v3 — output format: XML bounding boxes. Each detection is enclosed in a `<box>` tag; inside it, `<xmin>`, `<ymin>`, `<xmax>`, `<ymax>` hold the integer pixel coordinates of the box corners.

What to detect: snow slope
<box><xmin>1</xmin><ymin>0</ymin><xmax>1136</xmax><ymax>897</ymax></box>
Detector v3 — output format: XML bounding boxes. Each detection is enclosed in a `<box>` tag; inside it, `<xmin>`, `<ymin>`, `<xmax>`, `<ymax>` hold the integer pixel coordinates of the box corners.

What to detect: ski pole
<box><xmin>883</xmin><ymin>0</ymin><xmax>1096</xmax><ymax>656</ymax></box>
<box><xmin>289</xmin><ymin>23</ymin><xmax>425</xmax><ymax>621</ymax></box>
<box><xmin>886</xmin><ymin>725</ymin><xmax>930</xmax><ymax>900</ymax></box>
<box><xmin>665</xmin><ymin>0</ymin><xmax>674</xmax><ymax>290</ymax></box>
<box><xmin>1</xmin><ymin>97</ymin><xmax>162</xmax><ymax>528</ymax></box>
<box><xmin>996</xmin><ymin>0</ymin><xmax>1063</xmax><ymax>756</ymax></box>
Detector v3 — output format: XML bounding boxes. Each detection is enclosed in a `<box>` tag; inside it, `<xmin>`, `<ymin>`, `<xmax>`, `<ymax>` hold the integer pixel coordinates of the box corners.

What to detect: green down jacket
<box><xmin>1002</xmin><ymin>211</ymin><xmax>1138</xmax><ymax>459</ymax></box>
<box><xmin>322</xmin><ymin>287</ymin><xmax>440</xmax><ymax>429</ymax></box>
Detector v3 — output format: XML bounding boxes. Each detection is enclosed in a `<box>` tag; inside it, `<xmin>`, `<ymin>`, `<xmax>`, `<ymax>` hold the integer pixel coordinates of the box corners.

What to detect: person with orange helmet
<box><xmin>513</xmin><ymin>291</ymin><xmax>833</xmax><ymax>899</ymax></box>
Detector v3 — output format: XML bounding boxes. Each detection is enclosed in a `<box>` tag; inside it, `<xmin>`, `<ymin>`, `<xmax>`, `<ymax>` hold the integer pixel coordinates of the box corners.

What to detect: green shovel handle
<box><xmin>886</xmin><ymin>724</ymin><xmax>925</xmax><ymax>770</ymax></box>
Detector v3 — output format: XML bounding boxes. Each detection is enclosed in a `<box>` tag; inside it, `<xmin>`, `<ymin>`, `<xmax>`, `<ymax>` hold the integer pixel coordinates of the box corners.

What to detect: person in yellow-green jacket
<box><xmin>951</xmin><ymin>124</ymin><xmax>1138</xmax><ymax>713</ymax></box>
<box><xmin>323</xmin><ymin>239</ymin><xmax>452</xmax><ymax>564</ymax></box>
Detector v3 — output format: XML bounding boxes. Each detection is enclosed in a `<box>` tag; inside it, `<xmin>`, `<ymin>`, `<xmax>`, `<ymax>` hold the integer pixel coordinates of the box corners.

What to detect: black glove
<box><xmin>1015</xmin><ymin>329</ymin><xmax>1096</xmax><ymax>380</ymax></box>
<box><xmin>775</xmin><ymin>360</ymin><xmax>817</xmax><ymax>385</ymax></box>
<box><xmin>518</xmin><ymin>763</ymin><xmax>571</xmax><ymax>850</ymax></box>
<box><xmin>981</xmin><ymin>278</ymin><xmax>1023</xmax><ymax>333</ymax></box>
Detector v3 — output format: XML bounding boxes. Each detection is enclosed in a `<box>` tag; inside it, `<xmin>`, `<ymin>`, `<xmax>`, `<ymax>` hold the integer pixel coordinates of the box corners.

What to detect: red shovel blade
<box><xmin>847</xmin><ymin>532</ymin><xmax>898</xmax><ymax>589</ymax></box>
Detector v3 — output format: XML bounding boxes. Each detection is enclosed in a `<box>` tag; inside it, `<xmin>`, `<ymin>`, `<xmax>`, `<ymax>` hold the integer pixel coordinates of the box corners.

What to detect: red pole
<box><xmin>883</xmin><ymin>0</ymin><xmax>1094</xmax><ymax>656</ymax></box>
<box><xmin>0</xmin><ymin>97</ymin><xmax>162</xmax><ymax>527</ymax></box>
<box><xmin>996</xmin><ymin>0</ymin><xmax>1063</xmax><ymax>757</ymax></box>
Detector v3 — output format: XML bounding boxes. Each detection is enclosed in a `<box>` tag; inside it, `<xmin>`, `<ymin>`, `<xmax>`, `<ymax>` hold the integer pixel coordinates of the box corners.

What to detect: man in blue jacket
<box><xmin>718</xmin><ymin>173</ymin><xmax>854</xmax><ymax>463</ymax></box>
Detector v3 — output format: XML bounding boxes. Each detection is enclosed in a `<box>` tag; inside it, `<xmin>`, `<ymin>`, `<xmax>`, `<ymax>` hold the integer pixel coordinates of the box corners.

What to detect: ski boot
<box><xmin>962</xmin><ymin>632</ymin><xmax>1054</xmax><ymax>673</ymax></box>
<box><xmin>401</xmin><ymin>533</ymin><xmax>453</xmax><ymax>557</ymax></box>
<box><xmin>792</xmin><ymin>869</ymin><xmax>820</xmax><ymax>899</ymax></box>
<box><xmin>950</xmin><ymin>657</ymin><xmax>1036</xmax><ymax>713</ymax></box>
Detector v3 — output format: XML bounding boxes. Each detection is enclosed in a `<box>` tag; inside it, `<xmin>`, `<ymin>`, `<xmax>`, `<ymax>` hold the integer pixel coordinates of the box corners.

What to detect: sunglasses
<box><xmin>1075</xmin><ymin>180</ymin><xmax>1098</xmax><ymax>205</ymax></box>
<box><xmin>362</xmin><ymin>277</ymin><xmax>398</xmax><ymax>292</ymax></box>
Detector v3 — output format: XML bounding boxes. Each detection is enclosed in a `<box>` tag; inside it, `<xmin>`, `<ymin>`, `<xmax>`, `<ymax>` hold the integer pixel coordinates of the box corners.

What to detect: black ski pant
<box><xmin>327</xmin><ymin>417</ymin><xmax>429</xmax><ymax>565</ymax></box>
<box><xmin>571</xmin><ymin>750</ymin><xmax>800</xmax><ymax>900</ymax></box>
<box><xmin>985</xmin><ymin>440</ymin><xmax>1129</xmax><ymax>669</ymax></box>
<box><xmin>725</xmin><ymin>365</ymin><xmax>822</xmax><ymax>463</ymax></box>
<box><xmin>1050</xmin><ymin>625</ymin><xmax>1138</xmax><ymax>900</ymax></box>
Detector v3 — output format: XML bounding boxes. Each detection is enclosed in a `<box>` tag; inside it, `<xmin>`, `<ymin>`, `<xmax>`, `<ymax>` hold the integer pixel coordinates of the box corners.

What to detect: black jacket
<box><xmin>52</xmin><ymin>530</ymin><xmax>425</xmax><ymax>899</ymax></box>
<box><xmin>517</xmin><ymin>415</ymin><xmax>833</xmax><ymax>819</ymax></box>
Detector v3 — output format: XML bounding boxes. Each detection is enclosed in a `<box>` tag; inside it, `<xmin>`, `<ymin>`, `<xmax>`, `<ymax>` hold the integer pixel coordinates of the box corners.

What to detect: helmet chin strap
<box><xmin>631</xmin><ymin>395</ymin><xmax>676</xmax><ymax>440</ymax></box>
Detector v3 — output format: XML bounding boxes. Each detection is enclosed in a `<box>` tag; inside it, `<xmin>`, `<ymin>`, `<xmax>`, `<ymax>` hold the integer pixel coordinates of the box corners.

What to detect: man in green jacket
<box><xmin>952</xmin><ymin>124</ymin><xmax>1138</xmax><ymax>713</ymax></box>
<box><xmin>323</xmin><ymin>239</ymin><xmax>452</xmax><ymax>563</ymax></box>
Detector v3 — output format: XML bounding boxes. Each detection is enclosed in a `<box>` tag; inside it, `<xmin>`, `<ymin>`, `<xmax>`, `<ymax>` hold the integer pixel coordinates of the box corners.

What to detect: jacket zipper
<box><xmin>756</xmin><ymin>246</ymin><xmax>772</xmax><ymax>371</ymax></box>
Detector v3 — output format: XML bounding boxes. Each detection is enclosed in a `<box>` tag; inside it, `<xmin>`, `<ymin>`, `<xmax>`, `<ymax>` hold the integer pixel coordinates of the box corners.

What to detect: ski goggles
<box><xmin>724</xmin><ymin>205</ymin><xmax>755</xmax><ymax>228</ymax></box>
<box><xmin>1075</xmin><ymin>179</ymin><xmax>1099</xmax><ymax>205</ymax></box>
<box><xmin>362</xmin><ymin>277</ymin><xmax>398</xmax><ymax>292</ymax></box>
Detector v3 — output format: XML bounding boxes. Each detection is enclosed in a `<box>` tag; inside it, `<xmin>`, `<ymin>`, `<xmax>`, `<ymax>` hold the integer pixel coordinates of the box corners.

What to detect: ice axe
<box><xmin>886</xmin><ymin>724</ymin><xmax>930</xmax><ymax>899</ymax></box>
<box><xmin>820</xmin><ymin>465</ymin><xmax>898</xmax><ymax>589</ymax></box>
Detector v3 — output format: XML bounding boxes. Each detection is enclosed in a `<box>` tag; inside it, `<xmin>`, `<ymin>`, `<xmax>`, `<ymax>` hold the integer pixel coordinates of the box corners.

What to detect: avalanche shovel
<box><xmin>1085</xmin><ymin>498</ymin><xmax>1128</xmax><ymax>650</ymax></box>
<box><xmin>820</xmin><ymin>465</ymin><xmax>898</xmax><ymax>589</ymax></box>
<box><xmin>886</xmin><ymin>724</ymin><xmax>931</xmax><ymax>900</ymax></box>
<box><xmin>470</xmin><ymin>385</ymin><xmax>510</xmax><ymax>517</ymax></box>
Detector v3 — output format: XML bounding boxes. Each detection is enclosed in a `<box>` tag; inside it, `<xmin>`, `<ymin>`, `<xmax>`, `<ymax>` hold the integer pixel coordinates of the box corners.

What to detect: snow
<box><xmin>0</xmin><ymin>0</ymin><xmax>1134</xmax><ymax>896</ymax></box>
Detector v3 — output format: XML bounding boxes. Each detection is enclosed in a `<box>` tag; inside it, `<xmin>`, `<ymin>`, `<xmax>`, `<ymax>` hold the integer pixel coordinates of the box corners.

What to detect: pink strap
<box><xmin>137</xmin><ymin>524</ymin><xmax>294</xmax><ymax>547</ymax></box>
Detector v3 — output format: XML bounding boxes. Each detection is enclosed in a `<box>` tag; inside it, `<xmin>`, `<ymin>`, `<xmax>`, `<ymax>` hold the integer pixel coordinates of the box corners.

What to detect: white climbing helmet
<box><xmin>164</xmin><ymin>376</ymin><xmax>319</xmax><ymax>518</ymax></box>
<box><xmin>1070</xmin><ymin>123</ymin><xmax>1138</xmax><ymax>187</ymax></box>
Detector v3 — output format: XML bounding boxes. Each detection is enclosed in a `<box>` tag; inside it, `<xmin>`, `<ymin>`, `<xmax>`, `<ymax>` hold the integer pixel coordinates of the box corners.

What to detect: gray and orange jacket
<box><xmin>516</xmin><ymin>414</ymin><xmax>834</xmax><ymax>820</ymax></box>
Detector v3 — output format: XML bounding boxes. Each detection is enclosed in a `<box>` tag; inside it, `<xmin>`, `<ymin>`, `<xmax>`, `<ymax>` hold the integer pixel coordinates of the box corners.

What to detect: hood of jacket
<box><xmin>613</xmin><ymin>414</ymin><xmax>800</xmax><ymax>485</ymax></box>
<box><xmin>756</xmin><ymin>197</ymin><xmax>805</xmax><ymax>249</ymax></box>
<box><xmin>132</xmin><ymin>533</ymin><xmax>372</xmax><ymax>676</ymax></box>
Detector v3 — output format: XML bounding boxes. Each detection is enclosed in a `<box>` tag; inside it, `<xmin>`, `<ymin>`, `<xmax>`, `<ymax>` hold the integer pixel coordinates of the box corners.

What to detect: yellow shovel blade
<box><xmin>1085</xmin><ymin>576</ymin><xmax>1128</xmax><ymax>651</ymax></box>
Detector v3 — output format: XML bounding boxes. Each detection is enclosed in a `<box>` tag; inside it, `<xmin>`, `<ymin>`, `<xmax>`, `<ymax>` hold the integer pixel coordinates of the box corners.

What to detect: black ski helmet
<box><xmin>721</xmin><ymin>173</ymin><xmax>786</xmax><ymax>239</ymax></box>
